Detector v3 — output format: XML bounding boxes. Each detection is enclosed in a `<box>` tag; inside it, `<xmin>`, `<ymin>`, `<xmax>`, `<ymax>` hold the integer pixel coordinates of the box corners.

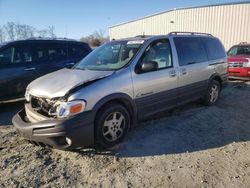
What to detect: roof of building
<box><xmin>109</xmin><ymin>1</ymin><xmax>250</xmax><ymax>28</ymax></box>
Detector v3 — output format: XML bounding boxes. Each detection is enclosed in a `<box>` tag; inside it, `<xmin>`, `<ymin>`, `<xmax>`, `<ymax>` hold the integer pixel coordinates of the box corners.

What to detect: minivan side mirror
<box><xmin>136</xmin><ymin>61</ymin><xmax>158</xmax><ymax>74</ymax></box>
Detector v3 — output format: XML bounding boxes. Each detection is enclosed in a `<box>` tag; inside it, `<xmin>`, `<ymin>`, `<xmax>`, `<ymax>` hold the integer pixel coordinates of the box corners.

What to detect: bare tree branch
<box><xmin>4</xmin><ymin>22</ymin><xmax>16</xmax><ymax>40</ymax></box>
<box><xmin>0</xmin><ymin>27</ymin><xmax>5</xmax><ymax>43</ymax></box>
<box><xmin>48</xmin><ymin>26</ymin><xmax>56</xmax><ymax>38</ymax></box>
<box><xmin>1</xmin><ymin>22</ymin><xmax>57</xmax><ymax>41</ymax></box>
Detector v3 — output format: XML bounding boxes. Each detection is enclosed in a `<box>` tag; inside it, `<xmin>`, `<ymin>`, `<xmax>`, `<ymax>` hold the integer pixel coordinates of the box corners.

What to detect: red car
<box><xmin>227</xmin><ymin>43</ymin><xmax>250</xmax><ymax>80</ymax></box>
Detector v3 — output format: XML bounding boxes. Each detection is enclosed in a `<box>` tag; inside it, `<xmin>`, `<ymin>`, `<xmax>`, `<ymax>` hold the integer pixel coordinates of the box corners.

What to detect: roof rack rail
<box><xmin>168</xmin><ymin>32</ymin><xmax>213</xmax><ymax>36</ymax></box>
<box><xmin>25</xmin><ymin>37</ymin><xmax>77</xmax><ymax>41</ymax></box>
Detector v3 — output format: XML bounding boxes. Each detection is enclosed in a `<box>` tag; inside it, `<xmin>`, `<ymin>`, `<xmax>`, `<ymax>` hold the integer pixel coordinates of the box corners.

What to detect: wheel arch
<box><xmin>209</xmin><ymin>73</ymin><xmax>222</xmax><ymax>87</ymax></box>
<box><xmin>92</xmin><ymin>93</ymin><xmax>137</xmax><ymax>129</ymax></box>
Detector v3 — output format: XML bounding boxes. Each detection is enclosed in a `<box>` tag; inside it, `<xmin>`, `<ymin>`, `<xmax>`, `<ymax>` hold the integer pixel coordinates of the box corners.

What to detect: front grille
<box><xmin>229</xmin><ymin>62</ymin><xmax>243</xmax><ymax>68</ymax></box>
<box><xmin>30</xmin><ymin>96</ymin><xmax>58</xmax><ymax>117</ymax></box>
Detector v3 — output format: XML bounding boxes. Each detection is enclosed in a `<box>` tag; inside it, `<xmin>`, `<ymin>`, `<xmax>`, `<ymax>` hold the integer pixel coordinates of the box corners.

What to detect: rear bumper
<box><xmin>12</xmin><ymin>108</ymin><xmax>94</xmax><ymax>150</ymax></box>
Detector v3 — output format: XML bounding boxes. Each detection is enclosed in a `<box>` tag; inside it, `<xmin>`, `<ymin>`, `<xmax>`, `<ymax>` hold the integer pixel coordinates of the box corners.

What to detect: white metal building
<box><xmin>109</xmin><ymin>2</ymin><xmax>250</xmax><ymax>50</ymax></box>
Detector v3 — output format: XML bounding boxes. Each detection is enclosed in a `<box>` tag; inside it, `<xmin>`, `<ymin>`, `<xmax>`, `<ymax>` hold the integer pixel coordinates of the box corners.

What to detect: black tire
<box><xmin>203</xmin><ymin>80</ymin><xmax>221</xmax><ymax>106</ymax></box>
<box><xmin>95</xmin><ymin>103</ymin><xmax>130</xmax><ymax>148</ymax></box>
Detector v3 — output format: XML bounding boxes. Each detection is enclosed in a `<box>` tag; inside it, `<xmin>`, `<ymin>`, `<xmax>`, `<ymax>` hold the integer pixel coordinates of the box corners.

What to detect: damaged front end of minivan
<box><xmin>25</xmin><ymin>76</ymin><xmax>106</xmax><ymax>120</ymax></box>
<box><xmin>12</xmin><ymin>70</ymin><xmax>113</xmax><ymax>149</ymax></box>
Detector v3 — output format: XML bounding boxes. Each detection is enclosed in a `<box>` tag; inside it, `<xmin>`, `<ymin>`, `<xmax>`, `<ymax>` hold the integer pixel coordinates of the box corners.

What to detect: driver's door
<box><xmin>131</xmin><ymin>38</ymin><xmax>178</xmax><ymax>119</ymax></box>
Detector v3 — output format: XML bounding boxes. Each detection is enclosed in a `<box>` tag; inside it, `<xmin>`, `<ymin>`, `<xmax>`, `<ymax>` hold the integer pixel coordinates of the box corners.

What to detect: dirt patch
<box><xmin>0</xmin><ymin>81</ymin><xmax>250</xmax><ymax>187</ymax></box>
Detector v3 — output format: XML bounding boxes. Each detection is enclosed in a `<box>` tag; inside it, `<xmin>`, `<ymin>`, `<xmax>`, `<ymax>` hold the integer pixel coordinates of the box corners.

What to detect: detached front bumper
<box><xmin>12</xmin><ymin>105</ymin><xmax>94</xmax><ymax>150</ymax></box>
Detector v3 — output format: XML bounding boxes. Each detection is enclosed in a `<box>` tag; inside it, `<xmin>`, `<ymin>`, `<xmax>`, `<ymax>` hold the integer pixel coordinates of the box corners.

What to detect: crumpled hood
<box><xmin>28</xmin><ymin>68</ymin><xmax>113</xmax><ymax>99</ymax></box>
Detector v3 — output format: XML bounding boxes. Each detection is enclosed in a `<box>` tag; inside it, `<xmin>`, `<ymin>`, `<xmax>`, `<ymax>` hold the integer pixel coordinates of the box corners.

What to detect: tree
<box><xmin>4</xmin><ymin>22</ymin><xmax>16</xmax><ymax>40</ymax></box>
<box><xmin>0</xmin><ymin>22</ymin><xmax>57</xmax><ymax>41</ymax></box>
<box><xmin>0</xmin><ymin>27</ymin><xmax>5</xmax><ymax>43</ymax></box>
<box><xmin>48</xmin><ymin>26</ymin><xmax>56</xmax><ymax>38</ymax></box>
<box><xmin>15</xmin><ymin>24</ymin><xmax>35</xmax><ymax>39</ymax></box>
<box><xmin>37</xmin><ymin>29</ymin><xmax>48</xmax><ymax>37</ymax></box>
<box><xmin>80</xmin><ymin>30</ymin><xmax>109</xmax><ymax>47</ymax></box>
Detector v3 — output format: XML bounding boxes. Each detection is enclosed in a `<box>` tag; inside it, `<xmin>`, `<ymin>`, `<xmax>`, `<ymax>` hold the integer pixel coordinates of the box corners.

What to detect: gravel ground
<box><xmin>0</xmin><ymin>81</ymin><xmax>250</xmax><ymax>188</ymax></box>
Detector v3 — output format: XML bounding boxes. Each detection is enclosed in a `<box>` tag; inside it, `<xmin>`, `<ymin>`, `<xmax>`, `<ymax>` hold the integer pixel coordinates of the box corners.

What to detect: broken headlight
<box><xmin>56</xmin><ymin>100</ymin><xmax>86</xmax><ymax>118</ymax></box>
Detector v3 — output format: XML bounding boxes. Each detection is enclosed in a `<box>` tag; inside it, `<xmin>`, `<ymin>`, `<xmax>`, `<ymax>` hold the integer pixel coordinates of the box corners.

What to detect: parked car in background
<box><xmin>0</xmin><ymin>38</ymin><xmax>92</xmax><ymax>102</ymax></box>
<box><xmin>227</xmin><ymin>42</ymin><xmax>250</xmax><ymax>80</ymax></box>
<box><xmin>13</xmin><ymin>32</ymin><xmax>228</xmax><ymax>150</ymax></box>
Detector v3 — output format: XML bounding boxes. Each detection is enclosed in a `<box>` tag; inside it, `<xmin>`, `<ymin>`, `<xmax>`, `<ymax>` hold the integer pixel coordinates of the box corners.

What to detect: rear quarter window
<box><xmin>174</xmin><ymin>37</ymin><xmax>208</xmax><ymax>66</ymax></box>
<box><xmin>200</xmin><ymin>37</ymin><xmax>225</xmax><ymax>60</ymax></box>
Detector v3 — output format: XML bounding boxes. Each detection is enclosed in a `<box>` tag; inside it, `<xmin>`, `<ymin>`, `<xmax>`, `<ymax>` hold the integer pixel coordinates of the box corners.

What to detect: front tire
<box><xmin>95</xmin><ymin>103</ymin><xmax>130</xmax><ymax>148</ymax></box>
<box><xmin>203</xmin><ymin>80</ymin><xmax>221</xmax><ymax>106</ymax></box>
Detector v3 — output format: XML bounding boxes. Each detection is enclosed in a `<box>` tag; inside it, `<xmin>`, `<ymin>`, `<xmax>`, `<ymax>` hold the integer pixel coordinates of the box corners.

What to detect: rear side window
<box><xmin>174</xmin><ymin>37</ymin><xmax>207</xmax><ymax>66</ymax></box>
<box><xmin>68</xmin><ymin>43</ymin><xmax>89</xmax><ymax>59</ymax></box>
<box><xmin>201</xmin><ymin>38</ymin><xmax>225</xmax><ymax>60</ymax></box>
<box><xmin>47</xmin><ymin>43</ymin><xmax>67</xmax><ymax>62</ymax></box>
<box><xmin>33</xmin><ymin>42</ymin><xmax>67</xmax><ymax>63</ymax></box>
<box><xmin>33</xmin><ymin>44</ymin><xmax>49</xmax><ymax>62</ymax></box>
<box><xmin>18</xmin><ymin>45</ymin><xmax>33</xmax><ymax>63</ymax></box>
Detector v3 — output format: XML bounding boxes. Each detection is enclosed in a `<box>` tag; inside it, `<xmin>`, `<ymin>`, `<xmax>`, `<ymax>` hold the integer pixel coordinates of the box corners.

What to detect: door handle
<box><xmin>180</xmin><ymin>68</ymin><xmax>187</xmax><ymax>75</ymax></box>
<box><xmin>169</xmin><ymin>70</ymin><xmax>176</xmax><ymax>77</ymax></box>
<box><xmin>24</xmin><ymin>67</ymin><xmax>36</xmax><ymax>71</ymax></box>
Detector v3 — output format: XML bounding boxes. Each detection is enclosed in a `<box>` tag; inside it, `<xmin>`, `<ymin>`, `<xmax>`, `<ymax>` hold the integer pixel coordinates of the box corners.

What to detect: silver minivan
<box><xmin>13</xmin><ymin>32</ymin><xmax>228</xmax><ymax>149</ymax></box>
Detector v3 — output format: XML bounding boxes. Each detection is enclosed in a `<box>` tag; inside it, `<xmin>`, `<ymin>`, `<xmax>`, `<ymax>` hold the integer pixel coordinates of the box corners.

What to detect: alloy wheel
<box><xmin>102</xmin><ymin>112</ymin><xmax>126</xmax><ymax>142</ymax></box>
<box><xmin>209</xmin><ymin>84</ymin><xmax>219</xmax><ymax>103</ymax></box>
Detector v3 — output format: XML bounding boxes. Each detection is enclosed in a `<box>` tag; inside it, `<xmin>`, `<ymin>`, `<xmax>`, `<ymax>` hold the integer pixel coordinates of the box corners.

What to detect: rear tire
<box><xmin>95</xmin><ymin>103</ymin><xmax>130</xmax><ymax>148</ymax></box>
<box><xmin>203</xmin><ymin>80</ymin><xmax>221</xmax><ymax>106</ymax></box>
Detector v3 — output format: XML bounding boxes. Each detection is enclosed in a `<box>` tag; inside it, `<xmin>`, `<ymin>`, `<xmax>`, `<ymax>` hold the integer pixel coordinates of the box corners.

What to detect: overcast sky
<box><xmin>0</xmin><ymin>0</ymin><xmax>247</xmax><ymax>39</ymax></box>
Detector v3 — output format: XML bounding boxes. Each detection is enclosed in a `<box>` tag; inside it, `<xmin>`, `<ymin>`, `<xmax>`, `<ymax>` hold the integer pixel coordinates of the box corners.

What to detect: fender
<box><xmin>92</xmin><ymin>93</ymin><xmax>137</xmax><ymax>127</ymax></box>
<box><xmin>209</xmin><ymin>72</ymin><xmax>229</xmax><ymax>89</ymax></box>
<box><xmin>209</xmin><ymin>73</ymin><xmax>222</xmax><ymax>83</ymax></box>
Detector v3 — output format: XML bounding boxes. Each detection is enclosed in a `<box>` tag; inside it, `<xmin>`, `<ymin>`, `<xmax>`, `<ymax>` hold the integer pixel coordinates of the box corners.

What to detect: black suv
<box><xmin>0</xmin><ymin>38</ymin><xmax>91</xmax><ymax>102</ymax></box>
